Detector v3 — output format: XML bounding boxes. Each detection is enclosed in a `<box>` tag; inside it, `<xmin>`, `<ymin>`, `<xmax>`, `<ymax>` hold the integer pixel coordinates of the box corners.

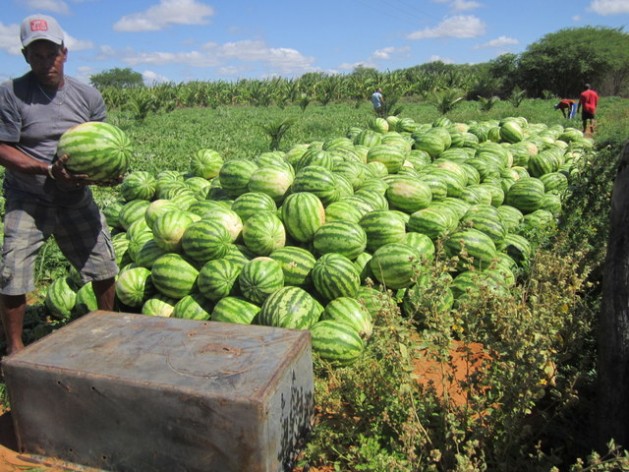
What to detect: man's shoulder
<box><xmin>0</xmin><ymin>72</ymin><xmax>32</xmax><ymax>94</ymax></box>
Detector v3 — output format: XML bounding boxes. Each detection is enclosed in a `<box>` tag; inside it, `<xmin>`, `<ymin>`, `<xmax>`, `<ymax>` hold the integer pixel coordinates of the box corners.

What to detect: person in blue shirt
<box><xmin>371</xmin><ymin>88</ymin><xmax>384</xmax><ymax>116</ymax></box>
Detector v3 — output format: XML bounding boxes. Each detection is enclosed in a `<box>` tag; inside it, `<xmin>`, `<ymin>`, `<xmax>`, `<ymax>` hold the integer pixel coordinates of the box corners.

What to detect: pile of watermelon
<box><xmin>45</xmin><ymin>115</ymin><xmax>594</xmax><ymax>366</ymax></box>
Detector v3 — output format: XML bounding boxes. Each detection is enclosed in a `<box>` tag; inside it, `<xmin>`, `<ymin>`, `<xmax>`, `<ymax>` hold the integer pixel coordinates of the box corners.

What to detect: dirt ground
<box><xmin>0</xmin><ymin>340</ymin><xmax>487</xmax><ymax>471</ymax></box>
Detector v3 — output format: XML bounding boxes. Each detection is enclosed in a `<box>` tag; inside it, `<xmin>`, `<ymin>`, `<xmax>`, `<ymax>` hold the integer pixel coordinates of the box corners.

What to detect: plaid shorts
<box><xmin>0</xmin><ymin>197</ymin><xmax>119</xmax><ymax>295</ymax></box>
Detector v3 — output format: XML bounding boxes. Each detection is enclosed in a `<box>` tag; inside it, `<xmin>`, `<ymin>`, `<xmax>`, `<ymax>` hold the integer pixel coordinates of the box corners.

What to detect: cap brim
<box><xmin>22</xmin><ymin>34</ymin><xmax>63</xmax><ymax>48</ymax></box>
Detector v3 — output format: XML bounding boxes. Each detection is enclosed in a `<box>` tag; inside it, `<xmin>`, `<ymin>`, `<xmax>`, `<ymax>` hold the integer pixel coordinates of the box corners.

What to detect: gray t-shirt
<box><xmin>0</xmin><ymin>72</ymin><xmax>106</xmax><ymax>206</ymax></box>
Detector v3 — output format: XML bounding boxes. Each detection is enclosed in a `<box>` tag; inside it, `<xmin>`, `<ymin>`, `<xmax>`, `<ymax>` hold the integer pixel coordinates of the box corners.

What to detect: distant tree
<box><xmin>489</xmin><ymin>53</ymin><xmax>521</xmax><ymax>97</ymax></box>
<box><xmin>518</xmin><ymin>27</ymin><xmax>629</xmax><ymax>97</ymax></box>
<box><xmin>90</xmin><ymin>68</ymin><xmax>144</xmax><ymax>90</ymax></box>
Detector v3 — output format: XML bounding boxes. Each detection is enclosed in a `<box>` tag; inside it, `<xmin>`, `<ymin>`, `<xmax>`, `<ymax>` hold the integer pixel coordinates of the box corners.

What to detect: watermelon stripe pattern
<box><xmin>258</xmin><ymin>286</ymin><xmax>322</xmax><ymax>329</ymax></box>
<box><xmin>57</xmin><ymin>121</ymin><xmax>132</xmax><ymax>182</ymax></box>
<box><xmin>310</xmin><ymin>319</ymin><xmax>365</xmax><ymax>365</ymax></box>
<box><xmin>211</xmin><ymin>296</ymin><xmax>261</xmax><ymax>324</ymax></box>
<box><xmin>311</xmin><ymin>253</ymin><xmax>361</xmax><ymax>302</ymax></box>
<box><xmin>281</xmin><ymin>192</ymin><xmax>326</xmax><ymax>243</ymax></box>
<box><xmin>151</xmin><ymin>253</ymin><xmax>199</xmax><ymax>299</ymax></box>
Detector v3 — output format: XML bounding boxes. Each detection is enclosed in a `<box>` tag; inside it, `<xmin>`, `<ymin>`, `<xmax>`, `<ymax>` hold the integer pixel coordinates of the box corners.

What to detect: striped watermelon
<box><xmin>366</xmin><ymin>144</ymin><xmax>406</xmax><ymax>174</ymax></box>
<box><xmin>211</xmin><ymin>296</ymin><xmax>261</xmax><ymax>324</ymax></box>
<box><xmin>231</xmin><ymin>192</ymin><xmax>277</xmax><ymax>221</ymax></box>
<box><xmin>144</xmin><ymin>199</ymin><xmax>179</xmax><ymax>229</ymax></box>
<box><xmin>152</xmin><ymin>210</ymin><xmax>196</xmax><ymax>253</ymax></box>
<box><xmin>324</xmin><ymin>200</ymin><xmax>368</xmax><ymax>224</ymax></box>
<box><xmin>151</xmin><ymin>253</ymin><xmax>199</xmax><ymax>299</ymax></box>
<box><xmin>197</xmin><ymin>258</ymin><xmax>243</xmax><ymax>302</ymax></box>
<box><xmin>385</xmin><ymin>176</ymin><xmax>433</xmax><ymax>213</ymax></box>
<box><xmin>247</xmin><ymin>165</ymin><xmax>294</xmax><ymax>203</ymax></box>
<box><xmin>172</xmin><ymin>293</ymin><xmax>213</xmax><ymax>321</ymax></box>
<box><xmin>141</xmin><ymin>294</ymin><xmax>177</xmax><ymax>318</ymax></box>
<box><xmin>280</xmin><ymin>192</ymin><xmax>325</xmax><ymax>243</ymax></box>
<box><xmin>189</xmin><ymin>148</ymin><xmax>223</xmax><ymax>179</ymax></box>
<box><xmin>505</xmin><ymin>177</ymin><xmax>545</xmax><ymax>214</ymax></box>
<box><xmin>497</xmin><ymin>205</ymin><xmax>525</xmax><ymax>233</ymax></box>
<box><xmin>134</xmin><ymin>239</ymin><xmax>168</xmax><ymax>269</ymax></box>
<box><xmin>242</xmin><ymin>212</ymin><xmax>286</xmax><ymax>256</ymax></box>
<box><xmin>407</xmin><ymin>205</ymin><xmax>459</xmax><ymax>241</ymax></box>
<box><xmin>353</xmin><ymin>252</ymin><xmax>373</xmax><ymax>283</ymax></box>
<box><xmin>238</xmin><ymin>257</ymin><xmax>285</xmax><ymax>305</ymax></box>
<box><xmin>191</xmin><ymin>205</ymin><xmax>243</xmax><ymax>241</ymax></box>
<box><xmin>118</xmin><ymin>199</ymin><xmax>151</xmax><ymax>231</ymax></box>
<box><xmin>445</xmin><ymin>228</ymin><xmax>498</xmax><ymax>270</ymax></box>
<box><xmin>57</xmin><ymin>121</ymin><xmax>131</xmax><ymax>182</ymax></box>
<box><xmin>258</xmin><ymin>286</ymin><xmax>323</xmax><ymax>329</ymax></box>
<box><xmin>218</xmin><ymin>158</ymin><xmax>259</xmax><ymax>198</ymax></box>
<box><xmin>359</xmin><ymin>210</ymin><xmax>407</xmax><ymax>252</ymax></box>
<box><xmin>291</xmin><ymin>165</ymin><xmax>340</xmax><ymax>205</ymax></box>
<box><xmin>404</xmin><ymin>232</ymin><xmax>436</xmax><ymax>261</ymax></box>
<box><xmin>269</xmin><ymin>246</ymin><xmax>317</xmax><ymax>287</ymax></box>
<box><xmin>451</xmin><ymin>269</ymin><xmax>510</xmax><ymax>305</ymax></box>
<box><xmin>120</xmin><ymin>171</ymin><xmax>156</xmax><ymax>201</ymax></box>
<box><xmin>45</xmin><ymin>277</ymin><xmax>77</xmax><ymax>320</ymax></box>
<box><xmin>182</xmin><ymin>219</ymin><xmax>234</xmax><ymax>264</ymax></box>
<box><xmin>295</xmin><ymin>149</ymin><xmax>334</xmax><ymax>170</ymax></box>
<box><xmin>310</xmin><ymin>319</ymin><xmax>364</xmax><ymax>365</ymax></box>
<box><xmin>311</xmin><ymin>253</ymin><xmax>361</xmax><ymax>302</ymax></box>
<box><xmin>369</xmin><ymin>242</ymin><xmax>423</xmax><ymax>289</ymax></box>
<box><xmin>115</xmin><ymin>266</ymin><xmax>155</xmax><ymax>308</ymax></box>
<box><xmin>461</xmin><ymin>204</ymin><xmax>507</xmax><ymax>244</ymax></box>
<box><xmin>321</xmin><ymin>297</ymin><xmax>373</xmax><ymax>339</ymax></box>
<box><xmin>73</xmin><ymin>282</ymin><xmax>98</xmax><ymax>317</ymax></box>
<box><xmin>312</xmin><ymin>221</ymin><xmax>367</xmax><ymax>260</ymax></box>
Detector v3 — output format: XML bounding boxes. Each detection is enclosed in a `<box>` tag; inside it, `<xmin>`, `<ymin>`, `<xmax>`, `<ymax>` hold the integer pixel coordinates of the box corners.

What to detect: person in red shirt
<box><xmin>577</xmin><ymin>83</ymin><xmax>599</xmax><ymax>134</ymax></box>
<box><xmin>554</xmin><ymin>98</ymin><xmax>577</xmax><ymax>119</ymax></box>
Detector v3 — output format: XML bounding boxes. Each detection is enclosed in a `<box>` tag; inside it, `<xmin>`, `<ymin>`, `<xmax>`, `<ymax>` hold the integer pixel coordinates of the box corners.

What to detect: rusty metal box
<box><xmin>2</xmin><ymin>310</ymin><xmax>314</xmax><ymax>472</ymax></box>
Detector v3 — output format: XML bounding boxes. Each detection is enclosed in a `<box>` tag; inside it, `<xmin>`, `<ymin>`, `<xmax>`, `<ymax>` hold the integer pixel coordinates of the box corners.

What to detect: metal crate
<box><xmin>3</xmin><ymin>311</ymin><xmax>314</xmax><ymax>472</ymax></box>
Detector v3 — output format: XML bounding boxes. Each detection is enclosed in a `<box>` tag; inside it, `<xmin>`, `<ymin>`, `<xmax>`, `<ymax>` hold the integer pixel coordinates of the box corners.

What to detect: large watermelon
<box><xmin>310</xmin><ymin>319</ymin><xmax>364</xmax><ymax>365</ymax></box>
<box><xmin>151</xmin><ymin>253</ymin><xmax>199</xmax><ymax>299</ymax></box>
<box><xmin>258</xmin><ymin>286</ymin><xmax>322</xmax><ymax>329</ymax></box>
<box><xmin>211</xmin><ymin>296</ymin><xmax>261</xmax><ymax>324</ymax></box>
<box><xmin>238</xmin><ymin>257</ymin><xmax>285</xmax><ymax>305</ymax></box>
<box><xmin>57</xmin><ymin>121</ymin><xmax>131</xmax><ymax>182</ymax></box>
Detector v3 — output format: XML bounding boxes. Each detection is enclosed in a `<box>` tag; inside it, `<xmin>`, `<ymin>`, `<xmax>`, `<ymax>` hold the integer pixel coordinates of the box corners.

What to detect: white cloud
<box><xmin>407</xmin><ymin>15</ymin><xmax>486</xmax><ymax>39</ymax></box>
<box><xmin>371</xmin><ymin>46</ymin><xmax>411</xmax><ymax>61</ymax></box>
<box><xmin>142</xmin><ymin>70</ymin><xmax>170</xmax><ymax>85</ymax></box>
<box><xmin>119</xmin><ymin>39</ymin><xmax>316</xmax><ymax>77</ymax></box>
<box><xmin>0</xmin><ymin>22</ymin><xmax>22</xmax><ymax>55</ymax></box>
<box><xmin>25</xmin><ymin>0</ymin><xmax>70</xmax><ymax>14</ymax></box>
<box><xmin>475</xmin><ymin>35</ymin><xmax>518</xmax><ymax>48</ymax></box>
<box><xmin>114</xmin><ymin>0</ymin><xmax>215</xmax><ymax>32</ymax></box>
<box><xmin>589</xmin><ymin>0</ymin><xmax>629</xmax><ymax>15</ymax></box>
<box><xmin>64</xmin><ymin>33</ymin><xmax>93</xmax><ymax>51</ymax></box>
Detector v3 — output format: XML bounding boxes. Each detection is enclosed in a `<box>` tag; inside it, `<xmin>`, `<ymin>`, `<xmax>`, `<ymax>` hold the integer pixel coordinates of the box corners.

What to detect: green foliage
<box><xmin>478</xmin><ymin>95</ymin><xmax>500</xmax><ymax>112</ymax></box>
<box><xmin>90</xmin><ymin>67</ymin><xmax>144</xmax><ymax>90</ymax></box>
<box><xmin>518</xmin><ymin>26</ymin><xmax>629</xmax><ymax>97</ymax></box>
<box><xmin>433</xmin><ymin>88</ymin><xmax>464</xmax><ymax>115</ymax></box>
<box><xmin>509</xmin><ymin>85</ymin><xmax>527</xmax><ymax>108</ymax></box>
<box><xmin>260</xmin><ymin>117</ymin><xmax>295</xmax><ymax>150</ymax></box>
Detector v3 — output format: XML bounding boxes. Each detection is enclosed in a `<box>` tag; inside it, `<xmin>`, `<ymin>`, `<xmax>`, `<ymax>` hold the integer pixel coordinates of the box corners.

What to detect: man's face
<box><xmin>24</xmin><ymin>40</ymin><xmax>67</xmax><ymax>88</ymax></box>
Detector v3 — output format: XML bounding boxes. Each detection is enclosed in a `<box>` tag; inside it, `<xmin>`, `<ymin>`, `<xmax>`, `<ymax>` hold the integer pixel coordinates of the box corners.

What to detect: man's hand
<box><xmin>50</xmin><ymin>154</ymin><xmax>91</xmax><ymax>186</ymax></box>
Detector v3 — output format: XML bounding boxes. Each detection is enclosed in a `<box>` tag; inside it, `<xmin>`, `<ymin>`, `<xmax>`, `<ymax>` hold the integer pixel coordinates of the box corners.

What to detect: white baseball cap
<box><xmin>20</xmin><ymin>14</ymin><xmax>64</xmax><ymax>48</ymax></box>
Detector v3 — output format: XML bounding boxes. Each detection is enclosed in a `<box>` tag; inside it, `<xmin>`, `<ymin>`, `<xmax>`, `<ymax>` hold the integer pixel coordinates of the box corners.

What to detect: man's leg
<box><xmin>92</xmin><ymin>277</ymin><xmax>116</xmax><ymax>311</ymax></box>
<box><xmin>1</xmin><ymin>294</ymin><xmax>26</xmax><ymax>355</ymax></box>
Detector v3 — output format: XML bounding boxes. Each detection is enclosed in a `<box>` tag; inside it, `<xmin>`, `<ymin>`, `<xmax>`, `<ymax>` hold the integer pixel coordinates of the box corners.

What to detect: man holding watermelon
<box><xmin>0</xmin><ymin>14</ymin><xmax>119</xmax><ymax>355</ymax></box>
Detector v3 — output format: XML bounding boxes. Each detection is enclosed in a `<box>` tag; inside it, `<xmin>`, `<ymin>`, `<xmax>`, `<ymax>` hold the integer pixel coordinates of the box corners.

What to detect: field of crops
<box><xmin>3</xmin><ymin>96</ymin><xmax>629</xmax><ymax>470</ymax></box>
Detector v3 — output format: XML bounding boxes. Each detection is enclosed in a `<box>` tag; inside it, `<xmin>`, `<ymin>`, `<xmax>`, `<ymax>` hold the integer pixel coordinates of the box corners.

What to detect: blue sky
<box><xmin>1</xmin><ymin>0</ymin><xmax>628</xmax><ymax>86</ymax></box>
